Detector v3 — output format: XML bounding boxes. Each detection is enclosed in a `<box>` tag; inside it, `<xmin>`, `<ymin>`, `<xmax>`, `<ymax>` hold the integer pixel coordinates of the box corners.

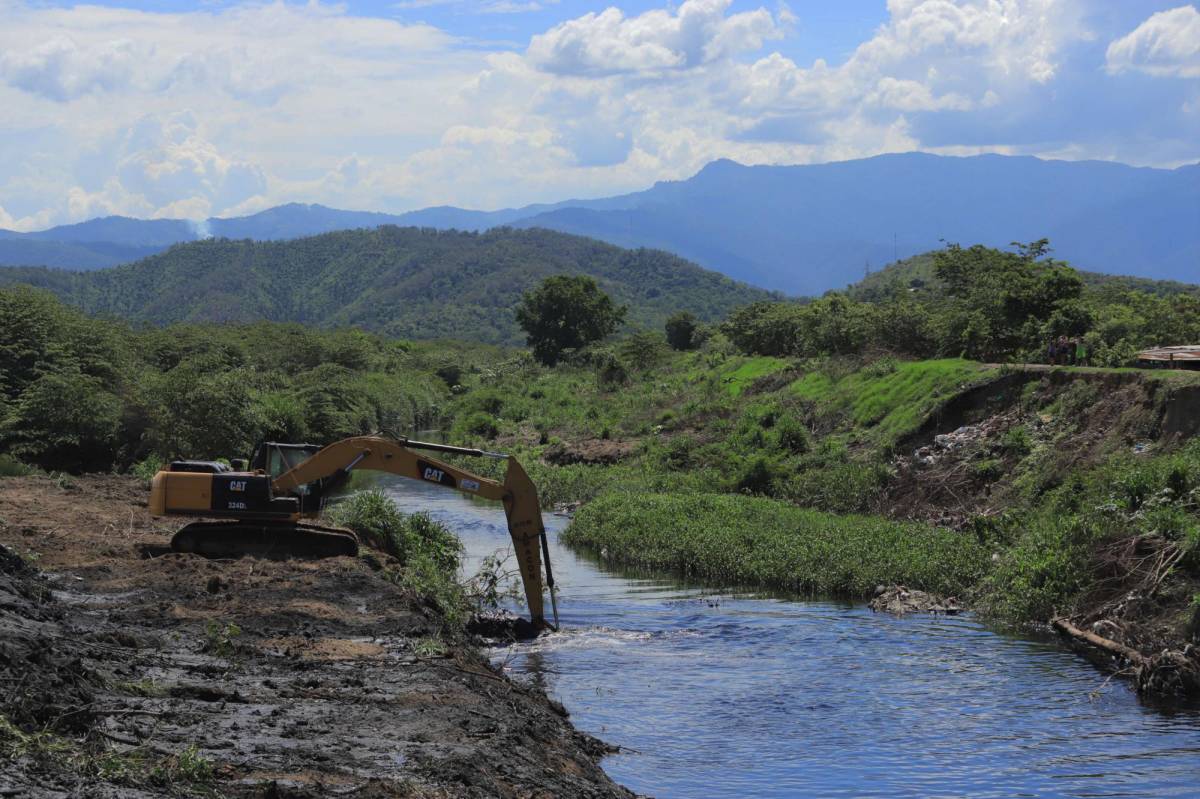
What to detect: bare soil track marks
<box><xmin>0</xmin><ymin>475</ymin><xmax>632</xmax><ymax>798</ymax></box>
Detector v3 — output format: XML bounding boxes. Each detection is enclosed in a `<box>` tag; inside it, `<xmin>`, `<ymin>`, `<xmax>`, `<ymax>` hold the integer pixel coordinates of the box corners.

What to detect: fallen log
<box><xmin>1051</xmin><ymin>616</ymin><xmax>1147</xmax><ymax>666</ymax></box>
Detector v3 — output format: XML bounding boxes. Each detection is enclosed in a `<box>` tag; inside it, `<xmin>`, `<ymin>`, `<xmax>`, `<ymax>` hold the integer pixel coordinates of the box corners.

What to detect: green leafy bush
<box><xmin>0</xmin><ymin>455</ymin><xmax>33</xmax><ymax>477</ymax></box>
<box><xmin>329</xmin><ymin>489</ymin><xmax>462</xmax><ymax>573</ymax></box>
<box><xmin>462</xmin><ymin>412</ymin><xmax>499</xmax><ymax>439</ymax></box>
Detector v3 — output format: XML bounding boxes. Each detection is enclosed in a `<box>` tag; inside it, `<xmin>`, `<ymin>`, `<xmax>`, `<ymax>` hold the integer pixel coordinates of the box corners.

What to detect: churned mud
<box><xmin>0</xmin><ymin>475</ymin><xmax>633</xmax><ymax>798</ymax></box>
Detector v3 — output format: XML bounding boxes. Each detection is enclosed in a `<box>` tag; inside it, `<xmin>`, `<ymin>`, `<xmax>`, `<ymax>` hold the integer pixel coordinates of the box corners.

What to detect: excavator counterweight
<box><xmin>149</xmin><ymin>436</ymin><xmax>558</xmax><ymax>630</ymax></box>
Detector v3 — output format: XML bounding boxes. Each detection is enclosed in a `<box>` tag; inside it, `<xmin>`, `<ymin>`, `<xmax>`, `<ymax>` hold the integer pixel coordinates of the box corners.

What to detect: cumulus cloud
<box><xmin>0</xmin><ymin>2</ymin><xmax>455</xmax><ymax>106</ymax></box>
<box><xmin>114</xmin><ymin>112</ymin><xmax>267</xmax><ymax>217</ymax></box>
<box><xmin>1106</xmin><ymin>5</ymin><xmax>1200</xmax><ymax>78</ymax></box>
<box><xmin>527</xmin><ymin>0</ymin><xmax>783</xmax><ymax>76</ymax></box>
<box><xmin>0</xmin><ymin>36</ymin><xmax>144</xmax><ymax>102</ymax></box>
<box><xmin>0</xmin><ymin>0</ymin><xmax>1193</xmax><ymax>231</ymax></box>
<box><xmin>393</xmin><ymin>0</ymin><xmax>555</xmax><ymax>12</ymax></box>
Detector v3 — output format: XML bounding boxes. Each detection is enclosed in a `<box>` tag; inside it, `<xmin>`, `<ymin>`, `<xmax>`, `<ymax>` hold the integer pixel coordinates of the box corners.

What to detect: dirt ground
<box><xmin>0</xmin><ymin>475</ymin><xmax>634</xmax><ymax>798</ymax></box>
<box><xmin>880</xmin><ymin>370</ymin><xmax>1200</xmax><ymax>699</ymax></box>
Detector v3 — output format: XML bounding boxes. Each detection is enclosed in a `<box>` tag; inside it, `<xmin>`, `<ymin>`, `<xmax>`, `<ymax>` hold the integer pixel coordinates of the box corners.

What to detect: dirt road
<box><xmin>0</xmin><ymin>475</ymin><xmax>633</xmax><ymax>798</ymax></box>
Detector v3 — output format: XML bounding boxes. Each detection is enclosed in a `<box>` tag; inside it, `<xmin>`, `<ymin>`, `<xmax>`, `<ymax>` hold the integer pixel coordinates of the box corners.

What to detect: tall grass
<box><xmin>718</xmin><ymin>356</ymin><xmax>791</xmax><ymax>396</ymax></box>
<box><xmin>791</xmin><ymin>358</ymin><xmax>992</xmax><ymax>446</ymax></box>
<box><xmin>328</xmin><ymin>489</ymin><xmax>471</xmax><ymax>630</ymax></box>
<box><xmin>977</xmin><ymin>440</ymin><xmax>1200</xmax><ymax>623</ymax></box>
<box><xmin>328</xmin><ymin>489</ymin><xmax>462</xmax><ymax>572</ymax></box>
<box><xmin>564</xmin><ymin>492</ymin><xmax>990</xmax><ymax>598</ymax></box>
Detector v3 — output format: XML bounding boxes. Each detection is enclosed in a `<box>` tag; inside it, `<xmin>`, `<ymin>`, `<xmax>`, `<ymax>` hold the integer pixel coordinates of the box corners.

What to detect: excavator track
<box><xmin>171</xmin><ymin>521</ymin><xmax>358</xmax><ymax>560</ymax></box>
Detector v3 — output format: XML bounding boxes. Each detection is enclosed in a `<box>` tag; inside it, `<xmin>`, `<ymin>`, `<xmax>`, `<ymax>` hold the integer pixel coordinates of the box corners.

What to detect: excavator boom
<box><xmin>150</xmin><ymin>435</ymin><xmax>558</xmax><ymax>630</ymax></box>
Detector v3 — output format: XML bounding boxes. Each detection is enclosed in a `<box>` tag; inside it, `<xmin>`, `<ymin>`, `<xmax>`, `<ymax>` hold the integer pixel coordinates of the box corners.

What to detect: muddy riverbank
<box><xmin>0</xmin><ymin>475</ymin><xmax>632</xmax><ymax>798</ymax></box>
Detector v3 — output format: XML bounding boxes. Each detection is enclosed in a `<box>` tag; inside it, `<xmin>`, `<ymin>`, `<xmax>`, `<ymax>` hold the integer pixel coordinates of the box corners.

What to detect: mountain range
<box><xmin>1</xmin><ymin>152</ymin><xmax>1196</xmax><ymax>294</ymax></box>
<box><xmin>0</xmin><ymin>227</ymin><xmax>772</xmax><ymax>345</ymax></box>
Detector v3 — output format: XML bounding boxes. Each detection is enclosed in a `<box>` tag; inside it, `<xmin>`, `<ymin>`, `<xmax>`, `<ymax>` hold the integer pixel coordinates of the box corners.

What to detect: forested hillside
<box><xmin>0</xmin><ymin>226</ymin><xmax>773</xmax><ymax>345</ymax></box>
<box><xmin>5</xmin><ymin>155</ymin><xmax>1194</xmax><ymax>295</ymax></box>
<box><xmin>847</xmin><ymin>254</ymin><xmax>1200</xmax><ymax>304</ymax></box>
<box><xmin>504</xmin><ymin>154</ymin><xmax>1200</xmax><ymax>293</ymax></box>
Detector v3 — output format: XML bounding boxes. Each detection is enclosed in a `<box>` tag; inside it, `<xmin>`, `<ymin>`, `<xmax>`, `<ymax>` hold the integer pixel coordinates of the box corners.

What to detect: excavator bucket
<box><xmin>501</xmin><ymin>458</ymin><xmax>558</xmax><ymax>630</ymax></box>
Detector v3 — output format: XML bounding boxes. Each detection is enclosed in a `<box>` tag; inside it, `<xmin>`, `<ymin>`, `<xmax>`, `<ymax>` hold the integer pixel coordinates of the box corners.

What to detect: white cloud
<box><xmin>114</xmin><ymin>112</ymin><xmax>268</xmax><ymax>218</ymax></box>
<box><xmin>0</xmin><ymin>0</ymin><xmax>1192</xmax><ymax>232</ymax></box>
<box><xmin>0</xmin><ymin>35</ymin><xmax>144</xmax><ymax>102</ymax></box>
<box><xmin>393</xmin><ymin>0</ymin><xmax>556</xmax><ymax>13</ymax></box>
<box><xmin>0</xmin><ymin>202</ymin><xmax>58</xmax><ymax>232</ymax></box>
<box><xmin>527</xmin><ymin>0</ymin><xmax>783</xmax><ymax>76</ymax></box>
<box><xmin>1106</xmin><ymin>5</ymin><xmax>1200</xmax><ymax>78</ymax></box>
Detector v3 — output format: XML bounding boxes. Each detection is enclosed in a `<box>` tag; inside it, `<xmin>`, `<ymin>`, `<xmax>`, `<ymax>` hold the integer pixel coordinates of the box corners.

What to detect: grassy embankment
<box><xmin>567</xmin><ymin>492</ymin><xmax>989</xmax><ymax>597</ymax></box>
<box><xmin>4</xmin><ymin>280</ymin><xmax>1199</xmax><ymax>654</ymax></box>
<box><xmin>440</xmin><ymin>342</ymin><xmax>1200</xmax><ymax>644</ymax></box>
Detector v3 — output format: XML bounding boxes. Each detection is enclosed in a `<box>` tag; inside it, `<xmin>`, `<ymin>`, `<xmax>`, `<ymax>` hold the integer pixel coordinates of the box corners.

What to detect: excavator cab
<box><xmin>250</xmin><ymin>442</ymin><xmax>321</xmax><ymax>477</ymax></box>
<box><xmin>248</xmin><ymin>442</ymin><xmax>344</xmax><ymax>514</ymax></box>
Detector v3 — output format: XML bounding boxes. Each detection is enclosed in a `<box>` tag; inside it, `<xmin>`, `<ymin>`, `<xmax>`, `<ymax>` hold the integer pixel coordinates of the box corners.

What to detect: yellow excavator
<box><xmin>149</xmin><ymin>435</ymin><xmax>558</xmax><ymax>631</ymax></box>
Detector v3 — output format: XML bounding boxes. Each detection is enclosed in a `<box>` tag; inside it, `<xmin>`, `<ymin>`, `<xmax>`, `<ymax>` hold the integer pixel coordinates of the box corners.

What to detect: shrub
<box><xmin>329</xmin><ymin>489</ymin><xmax>462</xmax><ymax>572</ymax></box>
<box><xmin>471</xmin><ymin>390</ymin><xmax>505</xmax><ymax>416</ymax></box>
<box><xmin>736</xmin><ymin>456</ymin><xmax>784</xmax><ymax>496</ymax></box>
<box><xmin>999</xmin><ymin>426</ymin><xmax>1032</xmax><ymax>457</ymax></box>
<box><xmin>0</xmin><ymin>455</ymin><xmax>33</xmax><ymax>477</ymax></box>
<box><xmin>594</xmin><ymin>351</ymin><xmax>630</xmax><ymax>389</ymax></box>
<box><xmin>131</xmin><ymin>456</ymin><xmax>165</xmax><ymax>483</ymax></box>
<box><xmin>619</xmin><ymin>331</ymin><xmax>667</xmax><ymax>371</ymax></box>
<box><xmin>463</xmin><ymin>412</ymin><xmax>499</xmax><ymax>439</ymax></box>
<box><xmin>775</xmin><ymin>416</ymin><xmax>810</xmax><ymax>454</ymax></box>
<box><xmin>665</xmin><ymin>311</ymin><xmax>700</xmax><ymax>351</ymax></box>
<box><xmin>972</xmin><ymin>458</ymin><xmax>1004</xmax><ymax>482</ymax></box>
<box><xmin>0</xmin><ymin>370</ymin><xmax>123</xmax><ymax>472</ymax></box>
<box><xmin>435</xmin><ymin>363</ymin><xmax>463</xmax><ymax>387</ymax></box>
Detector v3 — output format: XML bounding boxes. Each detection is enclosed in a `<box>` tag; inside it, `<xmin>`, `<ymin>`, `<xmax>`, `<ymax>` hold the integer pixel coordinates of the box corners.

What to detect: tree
<box><xmin>515</xmin><ymin>275</ymin><xmax>626</xmax><ymax>366</ymax></box>
<box><xmin>1</xmin><ymin>369</ymin><xmax>123</xmax><ymax>471</ymax></box>
<box><xmin>665</xmin><ymin>311</ymin><xmax>700</xmax><ymax>350</ymax></box>
<box><xmin>152</xmin><ymin>358</ymin><xmax>259</xmax><ymax>459</ymax></box>
<box><xmin>620</xmin><ymin>331</ymin><xmax>667</xmax><ymax>371</ymax></box>
<box><xmin>933</xmin><ymin>241</ymin><xmax>1084</xmax><ymax>360</ymax></box>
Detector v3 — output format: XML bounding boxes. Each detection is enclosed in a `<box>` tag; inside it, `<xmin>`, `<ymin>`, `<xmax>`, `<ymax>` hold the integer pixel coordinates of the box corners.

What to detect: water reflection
<box><xmin>382</xmin><ymin>478</ymin><xmax>1200</xmax><ymax>799</ymax></box>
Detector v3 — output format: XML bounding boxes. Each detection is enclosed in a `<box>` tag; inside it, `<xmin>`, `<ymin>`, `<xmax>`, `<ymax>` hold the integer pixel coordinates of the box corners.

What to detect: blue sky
<box><xmin>1</xmin><ymin>1</ymin><xmax>1197</xmax><ymax>229</ymax></box>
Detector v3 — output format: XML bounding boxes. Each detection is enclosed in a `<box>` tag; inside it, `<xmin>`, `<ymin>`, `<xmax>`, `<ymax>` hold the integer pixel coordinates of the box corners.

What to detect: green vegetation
<box><xmin>848</xmin><ymin>252</ymin><xmax>1200</xmax><ymax>304</ymax></box>
<box><xmin>665</xmin><ymin>311</ymin><xmax>703</xmax><ymax>351</ymax></box>
<box><xmin>832</xmin><ymin>245</ymin><xmax>1200</xmax><ymax>366</ymax></box>
<box><xmin>0</xmin><ymin>226</ymin><xmax>774</xmax><ymax>346</ymax></box>
<box><xmin>328</xmin><ymin>489</ymin><xmax>462</xmax><ymax>573</ymax></box>
<box><xmin>979</xmin><ymin>440</ymin><xmax>1200</xmax><ymax>623</ymax></box>
<box><xmin>516</xmin><ymin>274</ymin><xmax>627</xmax><ymax>365</ymax></box>
<box><xmin>720</xmin><ymin>356</ymin><xmax>790</xmax><ymax>396</ymax></box>
<box><xmin>4</xmin><ymin>234</ymin><xmax>1200</xmax><ymax>661</ymax></box>
<box><xmin>329</xmin><ymin>490</ymin><xmax>471</xmax><ymax>631</ymax></box>
<box><xmin>0</xmin><ymin>284</ymin><xmax>453</xmax><ymax>470</ymax></box>
<box><xmin>790</xmin><ymin>358</ymin><xmax>990</xmax><ymax>446</ymax></box>
<box><xmin>725</xmin><ymin>243</ymin><xmax>1199</xmax><ymax>366</ymax></box>
<box><xmin>0</xmin><ymin>713</ymin><xmax>216</xmax><ymax>794</ymax></box>
<box><xmin>565</xmin><ymin>492</ymin><xmax>989</xmax><ymax>597</ymax></box>
<box><xmin>202</xmin><ymin>620</ymin><xmax>242</xmax><ymax>660</ymax></box>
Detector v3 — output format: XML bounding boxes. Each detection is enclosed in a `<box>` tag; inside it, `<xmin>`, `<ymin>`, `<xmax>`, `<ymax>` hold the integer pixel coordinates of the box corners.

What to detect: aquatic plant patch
<box><xmin>565</xmin><ymin>492</ymin><xmax>990</xmax><ymax>598</ymax></box>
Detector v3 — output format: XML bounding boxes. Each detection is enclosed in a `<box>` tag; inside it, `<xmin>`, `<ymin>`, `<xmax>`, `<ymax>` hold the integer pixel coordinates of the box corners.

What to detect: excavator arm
<box><xmin>273</xmin><ymin>436</ymin><xmax>558</xmax><ymax>630</ymax></box>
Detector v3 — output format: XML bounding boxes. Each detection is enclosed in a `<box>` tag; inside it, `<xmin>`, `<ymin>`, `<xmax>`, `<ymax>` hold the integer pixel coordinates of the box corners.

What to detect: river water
<box><xmin>382</xmin><ymin>479</ymin><xmax>1200</xmax><ymax>798</ymax></box>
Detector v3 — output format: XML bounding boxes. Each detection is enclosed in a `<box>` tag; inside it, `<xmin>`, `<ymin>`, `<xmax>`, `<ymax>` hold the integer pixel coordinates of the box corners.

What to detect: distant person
<box><xmin>1058</xmin><ymin>335</ymin><xmax>1071</xmax><ymax>366</ymax></box>
<box><xmin>1075</xmin><ymin>339</ymin><xmax>1087</xmax><ymax>367</ymax></box>
<box><xmin>1047</xmin><ymin>338</ymin><xmax>1057</xmax><ymax>365</ymax></box>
